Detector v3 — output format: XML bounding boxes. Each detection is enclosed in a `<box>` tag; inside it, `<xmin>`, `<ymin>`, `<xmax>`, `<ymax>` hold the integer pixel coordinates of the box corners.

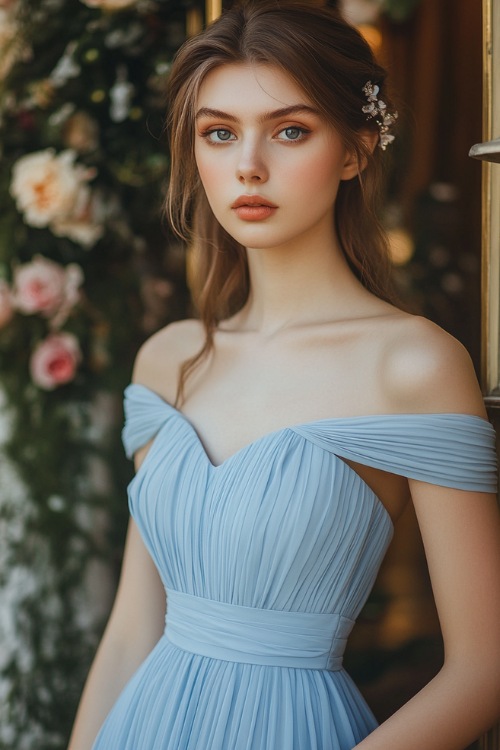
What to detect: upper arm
<box><xmin>385</xmin><ymin>317</ymin><xmax>500</xmax><ymax>674</ymax></box>
<box><xmin>129</xmin><ymin>318</ymin><xmax>205</xmax><ymax>468</ymax></box>
<box><xmin>409</xmin><ymin>479</ymin><xmax>500</xmax><ymax>680</ymax></box>
<box><xmin>114</xmin><ymin>320</ymin><xmax>205</xmax><ymax>623</ymax></box>
<box><xmin>113</xmin><ymin>320</ymin><xmax>204</xmax><ymax>626</ymax></box>
<box><xmin>106</xmin><ymin>518</ymin><xmax>166</xmax><ymax>647</ymax></box>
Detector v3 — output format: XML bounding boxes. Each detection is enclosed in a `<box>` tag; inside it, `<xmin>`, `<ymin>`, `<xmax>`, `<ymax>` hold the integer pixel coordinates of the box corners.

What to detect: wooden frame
<box><xmin>479</xmin><ymin>0</ymin><xmax>500</xmax><ymax>407</ymax></box>
<box><xmin>206</xmin><ymin>0</ymin><xmax>222</xmax><ymax>24</ymax></box>
<box><xmin>477</xmin><ymin>5</ymin><xmax>500</xmax><ymax>747</ymax></box>
<box><xmin>456</xmin><ymin>3</ymin><xmax>500</xmax><ymax>743</ymax></box>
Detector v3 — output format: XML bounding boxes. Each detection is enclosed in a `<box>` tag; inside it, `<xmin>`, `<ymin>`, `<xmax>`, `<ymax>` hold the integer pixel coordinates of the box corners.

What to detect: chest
<box><xmin>178</xmin><ymin>363</ymin><xmax>408</xmax><ymax>520</ymax></box>
<box><xmin>181</xmin><ymin>332</ymin><xmax>387</xmax><ymax>464</ymax></box>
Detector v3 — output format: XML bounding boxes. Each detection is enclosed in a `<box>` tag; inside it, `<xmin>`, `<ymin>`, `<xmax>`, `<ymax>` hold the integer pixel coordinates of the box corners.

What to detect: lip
<box><xmin>231</xmin><ymin>195</ymin><xmax>278</xmax><ymax>209</ymax></box>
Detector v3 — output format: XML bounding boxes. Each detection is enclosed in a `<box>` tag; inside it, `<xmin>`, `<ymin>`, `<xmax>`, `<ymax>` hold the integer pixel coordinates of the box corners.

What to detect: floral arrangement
<box><xmin>0</xmin><ymin>0</ymin><xmax>190</xmax><ymax>747</ymax></box>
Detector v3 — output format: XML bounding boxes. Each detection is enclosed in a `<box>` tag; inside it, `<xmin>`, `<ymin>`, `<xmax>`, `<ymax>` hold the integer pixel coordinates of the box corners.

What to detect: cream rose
<box><xmin>0</xmin><ymin>280</ymin><xmax>14</xmax><ymax>328</ymax></box>
<box><xmin>10</xmin><ymin>149</ymin><xmax>102</xmax><ymax>247</ymax></box>
<box><xmin>10</xmin><ymin>149</ymin><xmax>91</xmax><ymax>227</ymax></box>
<box><xmin>30</xmin><ymin>333</ymin><xmax>81</xmax><ymax>390</ymax></box>
<box><xmin>13</xmin><ymin>255</ymin><xmax>83</xmax><ymax>324</ymax></box>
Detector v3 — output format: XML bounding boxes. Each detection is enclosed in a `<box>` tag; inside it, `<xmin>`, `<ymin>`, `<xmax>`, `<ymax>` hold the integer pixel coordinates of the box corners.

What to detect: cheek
<box><xmin>194</xmin><ymin>153</ymin><xmax>233</xmax><ymax>227</ymax></box>
<box><xmin>277</xmin><ymin>136</ymin><xmax>345</xmax><ymax>198</ymax></box>
<box><xmin>287</xmin><ymin>150</ymin><xmax>345</xmax><ymax>197</ymax></box>
<box><xmin>195</xmin><ymin>146</ymin><xmax>229</xmax><ymax>200</ymax></box>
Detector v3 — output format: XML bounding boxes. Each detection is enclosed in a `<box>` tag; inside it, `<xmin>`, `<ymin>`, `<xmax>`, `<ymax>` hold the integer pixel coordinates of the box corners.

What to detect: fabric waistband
<box><xmin>164</xmin><ymin>589</ymin><xmax>354</xmax><ymax>671</ymax></box>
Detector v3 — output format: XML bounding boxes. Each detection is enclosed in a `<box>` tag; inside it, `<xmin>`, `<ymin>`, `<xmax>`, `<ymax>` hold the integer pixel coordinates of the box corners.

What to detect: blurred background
<box><xmin>0</xmin><ymin>0</ymin><xmax>490</xmax><ymax>748</ymax></box>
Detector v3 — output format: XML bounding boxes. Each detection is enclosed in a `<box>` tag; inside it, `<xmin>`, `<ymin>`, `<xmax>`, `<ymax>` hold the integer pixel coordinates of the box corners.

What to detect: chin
<box><xmin>222</xmin><ymin>226</ymin><xmax>292</xmax><ymax>251</ymax></box>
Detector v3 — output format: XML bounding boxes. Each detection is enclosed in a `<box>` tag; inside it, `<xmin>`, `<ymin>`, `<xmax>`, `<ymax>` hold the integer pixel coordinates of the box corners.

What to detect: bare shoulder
<box><xmin>380</xmin><ymin>314</ymin><xmax>486</xmax><ymax>417</ymax></box>
<box><xmin>132</xmin><ymin>319</ymin><xmax>205</xmax><ymax>403</ymax></box>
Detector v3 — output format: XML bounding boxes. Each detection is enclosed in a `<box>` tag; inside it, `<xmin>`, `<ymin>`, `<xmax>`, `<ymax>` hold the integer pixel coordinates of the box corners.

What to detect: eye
<box><xmin>203</xmin><ymin>129</ymin><xmax>236</xmax><ymax>143</ymax></box>
<box><xmin>276</xmin><ymin>126</ymin><xmax>310</xmax><ymax>142</ymax></box>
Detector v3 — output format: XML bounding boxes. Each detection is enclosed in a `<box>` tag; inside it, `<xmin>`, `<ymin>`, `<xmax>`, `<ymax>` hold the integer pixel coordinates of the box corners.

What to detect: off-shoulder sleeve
<box><xmin>292</xmin><ymin>414</ymin><xmax>497</xmax><ymax>493</ymax></box>
<box><xmin>121</xmin><ymin>383</ymin><xmax>173</xmax><ymax>459</ymax></box>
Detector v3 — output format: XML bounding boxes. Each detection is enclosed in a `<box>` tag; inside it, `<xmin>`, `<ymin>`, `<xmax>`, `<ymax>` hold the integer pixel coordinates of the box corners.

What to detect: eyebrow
<box><xmin>195</xmin><ymin>104</ymin><xmax>321</xmax><ymax>123</ymax></box>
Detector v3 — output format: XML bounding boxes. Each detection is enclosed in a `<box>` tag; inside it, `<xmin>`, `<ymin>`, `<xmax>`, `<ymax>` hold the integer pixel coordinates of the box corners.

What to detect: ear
<box><xmin>340</xmin><ymin>129</ymin><xmax>379</xmax><ymax>180</ymax></box>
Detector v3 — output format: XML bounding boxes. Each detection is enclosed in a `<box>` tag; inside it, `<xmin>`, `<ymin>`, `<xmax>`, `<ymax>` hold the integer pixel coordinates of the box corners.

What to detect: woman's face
<box><xmin>194</xmin><ymin>63</ymin><xmax>359</xmax><ymax>252</ymax></box>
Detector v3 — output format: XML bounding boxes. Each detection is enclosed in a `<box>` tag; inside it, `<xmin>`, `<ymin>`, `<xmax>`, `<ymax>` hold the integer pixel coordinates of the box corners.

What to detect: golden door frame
<box><xmin>478</xmin><ymin>0</ymin><xmax>500</xmax><ymax>409</ymax></box>
<box><xmin>477</xmin><ymin>24</ymin><xmax>500</xmax><ymax>750</ymax></box>
<box><xmin>475</xmin><ymin>30</ymin><xmax>500</xmax><ymax>750</ymax></box>
<box><xmin>186</xmin><ymin>0</ymin><xmax>222</xmax><ymax>35</ymax></box>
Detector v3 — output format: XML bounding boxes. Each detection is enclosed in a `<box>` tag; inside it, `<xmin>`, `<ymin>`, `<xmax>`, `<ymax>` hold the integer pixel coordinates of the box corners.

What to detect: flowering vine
<box><xmin>0</xmin><ymin>0</ymin><xmax>191</xmax><ymax>746</ymax></box>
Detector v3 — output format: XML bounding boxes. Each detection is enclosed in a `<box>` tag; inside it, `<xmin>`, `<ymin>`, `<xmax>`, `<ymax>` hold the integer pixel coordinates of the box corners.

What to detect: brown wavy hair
<box><xmin>165</xmin><ymin>0</ymin><xmax>397</xmax><ymax>404</ymax></box>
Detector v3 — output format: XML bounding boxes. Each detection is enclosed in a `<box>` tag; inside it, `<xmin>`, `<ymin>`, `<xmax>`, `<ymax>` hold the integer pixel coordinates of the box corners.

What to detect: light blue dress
<box><xmin>93</xmin><ymin>383</ymin><xmax>497</xmax><ymax>749</ymax></box>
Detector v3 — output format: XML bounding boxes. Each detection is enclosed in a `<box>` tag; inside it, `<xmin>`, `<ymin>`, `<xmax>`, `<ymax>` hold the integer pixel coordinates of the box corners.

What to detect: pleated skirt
<box><xmin>92</xmin><ymin>635</ymin><xmax>377</xmax><ymax>749</ymax></box>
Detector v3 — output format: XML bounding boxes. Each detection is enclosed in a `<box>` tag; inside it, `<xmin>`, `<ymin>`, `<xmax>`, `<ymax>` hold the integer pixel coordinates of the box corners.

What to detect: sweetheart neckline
<box><xmin>133</xmin><ymin>405</ymin><xmax>396</xmax><ymax>529</ymax></box>
<box><xmin>128</xmin><ymin>383</ymin><xmax>489</xmax><ymax>507</ymax></box>
<box><xmin>134</xmin><ymin>390</ymin><xmax>326</xmax><ymax>471</ymax></box>
<box><xmin>127</xmin><ymin>381</ymin><xmax>492</xmax><ymax>459</ymax></box>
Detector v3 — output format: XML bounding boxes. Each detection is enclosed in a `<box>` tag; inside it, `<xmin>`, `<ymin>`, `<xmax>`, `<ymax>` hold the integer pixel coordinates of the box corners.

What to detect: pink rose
<box><xmin>13</xmin><ymin>255</ymin><xmax>83</xmax><ymax>324</ymax></box>
<box><xmin>30</xmin><ymin>333</ymin><xmax>81</xmax><ymax>390</ymax></box>
<box><xmin>0</xmin><ymin>280</ymin><xmax>13</xmax><ymax>328</ymax></box>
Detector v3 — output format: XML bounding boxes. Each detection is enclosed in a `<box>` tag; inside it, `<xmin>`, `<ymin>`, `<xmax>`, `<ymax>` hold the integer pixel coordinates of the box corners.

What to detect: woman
<box><xmin>69</xmin><ymin>2</ymin><xmax>500</xmax><ymax>748</ymax></box>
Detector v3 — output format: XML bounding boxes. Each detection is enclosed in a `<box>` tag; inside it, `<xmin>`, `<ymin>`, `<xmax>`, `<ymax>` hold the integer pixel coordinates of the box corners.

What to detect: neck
<box><xmin>229</xmin><ymin>227</ymin><xmax>368</xmax><ymax>335</ymax></box>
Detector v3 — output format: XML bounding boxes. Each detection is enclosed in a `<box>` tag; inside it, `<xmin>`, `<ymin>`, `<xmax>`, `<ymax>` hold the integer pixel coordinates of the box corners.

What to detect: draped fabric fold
<box><xmin>291</xmin><ymin>415</ymin><xmax>497</xmax><ymax>492</ymax></box>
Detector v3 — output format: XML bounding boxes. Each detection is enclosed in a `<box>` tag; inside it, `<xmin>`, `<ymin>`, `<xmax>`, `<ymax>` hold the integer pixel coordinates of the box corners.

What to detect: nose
<box><xmin>236</xmin><ymin>139</ymin><xmax>269</xmax><ymax>184</ymax></box>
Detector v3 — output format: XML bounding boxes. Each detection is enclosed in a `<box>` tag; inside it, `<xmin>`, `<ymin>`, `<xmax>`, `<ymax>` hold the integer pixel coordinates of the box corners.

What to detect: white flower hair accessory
<box><xmin>362</xmin><ymin>81</ymin><xmax>398</xmax><ymax>151</ymax></box>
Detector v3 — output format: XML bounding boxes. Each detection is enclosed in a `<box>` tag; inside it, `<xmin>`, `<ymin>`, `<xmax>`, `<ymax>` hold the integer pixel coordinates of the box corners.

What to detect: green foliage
<box><xmin>0</xmin><ymin>0</ymin><xmax>190</xmax><ymax>746</ymax></box>
<box><xmin>382</xmin><ymin>0</ymin><xmax>421</xmax><ymax>23</ymax></box>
